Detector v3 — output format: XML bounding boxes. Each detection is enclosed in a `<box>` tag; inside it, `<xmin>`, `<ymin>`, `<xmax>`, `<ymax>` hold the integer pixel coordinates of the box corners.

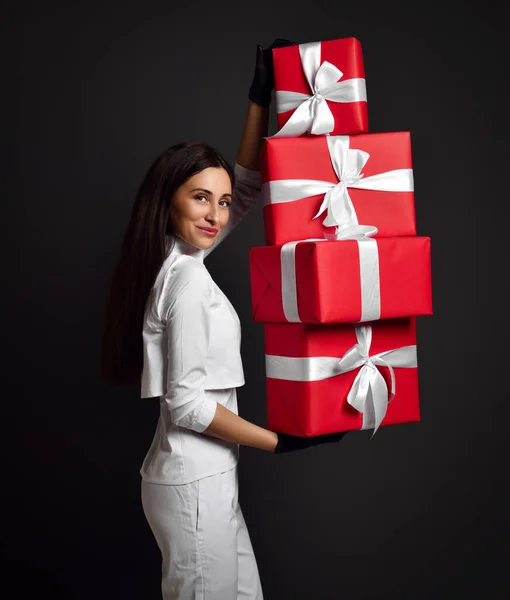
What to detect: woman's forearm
<box><xmin>235</xmin><ymin>101</ymin><xmax>269</xmax><ymax>170</ymax></box>
<box><xmin>201</xmin><ymin>402</ymin><xmax>278</xmax><ymax>452</ymax></box>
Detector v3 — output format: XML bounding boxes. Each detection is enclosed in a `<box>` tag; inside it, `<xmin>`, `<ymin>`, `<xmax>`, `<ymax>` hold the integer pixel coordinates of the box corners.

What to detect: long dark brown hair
<box><xmin>100</xmin><ymin>141</ymin><xmax>235</xmax><ymax>386</ymax></box>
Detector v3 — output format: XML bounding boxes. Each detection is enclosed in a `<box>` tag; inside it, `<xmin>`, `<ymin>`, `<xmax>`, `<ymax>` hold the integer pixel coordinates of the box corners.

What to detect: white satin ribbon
<box><xmin>280</xmin><ymin>225</ymin><xmax>381</xmax><ymax>323</ymax></box>
<box><xmin>273</xmin><ymin>41</ymin><xmax>367</xmax><ymax>137</ymax></box>
<box><xmin>265</xmin><ymin>325</ymin><xmax>417</xmax><ymax>435</ymax></box>
<box><xmin>262</xmin><ymin>135</ymin><xmax>414</xmax><ymax>230</ymax></box>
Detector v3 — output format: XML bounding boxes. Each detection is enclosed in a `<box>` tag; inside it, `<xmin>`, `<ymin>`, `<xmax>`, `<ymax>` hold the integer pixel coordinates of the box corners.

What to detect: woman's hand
<box><xmin>272</xmin><ymin>430</ymin><xmax>348</xmax><ymax>454</ymax></box>
<box><xmin>248</xmin><ymin>38</ymin><xmax>296</xmax><ymax>107</ymax></box>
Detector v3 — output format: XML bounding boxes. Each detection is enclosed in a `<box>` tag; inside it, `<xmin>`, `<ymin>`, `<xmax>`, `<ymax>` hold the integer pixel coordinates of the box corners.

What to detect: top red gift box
<box><xmin>272</xmin><ymin>37</ymin><xmax>368</xmax><ymax>137</ymax></box>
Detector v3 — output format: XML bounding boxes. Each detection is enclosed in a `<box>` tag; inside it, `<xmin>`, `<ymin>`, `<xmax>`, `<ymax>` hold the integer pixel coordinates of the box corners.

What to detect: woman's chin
<box><xmin>191</xmin><ymin>236</ymin><xmax>217</xmax><ymax>250</ymax></box>
<box><xmin>193</xmin><ymin>231</ymin><xmax>219</xmax><ymax>248</ymax></box>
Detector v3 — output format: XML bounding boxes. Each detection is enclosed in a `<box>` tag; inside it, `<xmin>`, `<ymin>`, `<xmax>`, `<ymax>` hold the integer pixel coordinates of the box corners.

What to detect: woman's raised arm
<box><xmin>237</xmin><ymin>38</ymin><xmax>295</xmax><ymax>168</ymax></box>
<box><xmin>235</xmin><ymin>100</ymin><xmax>269</xmax><ymax>170</ymax></box>
<box><xmin>203</xmin><ymin>39</ymin><xmax>294</xmax><ymax>258</ymax></box>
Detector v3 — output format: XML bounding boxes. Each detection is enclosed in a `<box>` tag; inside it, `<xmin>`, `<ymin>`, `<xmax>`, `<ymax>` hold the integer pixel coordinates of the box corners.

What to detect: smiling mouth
<box><xmin>197</xmin><ymin>226</ymin><xmax>218</xmax><ymax>235</ymax></box>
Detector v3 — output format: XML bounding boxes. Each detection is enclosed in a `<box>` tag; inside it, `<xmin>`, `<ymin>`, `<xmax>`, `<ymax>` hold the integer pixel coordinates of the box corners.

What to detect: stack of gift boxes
<box><xmin>249</xmin><ymin>37</ymin><xmax>433</xmax><ymax>437</ymax></box>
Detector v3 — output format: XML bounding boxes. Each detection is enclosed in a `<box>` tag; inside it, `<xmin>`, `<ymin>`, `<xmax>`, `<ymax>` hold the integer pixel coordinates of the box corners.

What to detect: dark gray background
<box><xmin>3</xmin><ymin>1</ymin><xmax>509</xmax><ymax>598</ymax></box>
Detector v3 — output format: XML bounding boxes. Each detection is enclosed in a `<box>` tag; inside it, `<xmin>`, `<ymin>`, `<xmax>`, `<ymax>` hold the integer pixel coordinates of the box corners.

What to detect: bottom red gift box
<box><xmin>264</xmin><ymin>317</ymin><xmax>420</xmax><ymax>437</ymax></box>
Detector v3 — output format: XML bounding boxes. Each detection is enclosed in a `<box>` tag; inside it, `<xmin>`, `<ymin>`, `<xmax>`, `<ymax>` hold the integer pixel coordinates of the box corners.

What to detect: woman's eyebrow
<box><xmin>190</xmin><ymin>187</ymin><xmax>232</xmax><ymax>198</ymax></box>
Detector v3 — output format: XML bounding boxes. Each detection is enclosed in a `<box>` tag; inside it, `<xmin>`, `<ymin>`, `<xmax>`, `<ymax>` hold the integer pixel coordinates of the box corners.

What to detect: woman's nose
<box><xmin>206</xmin><ymin>205</ymin><xmax>219</xmax><ymax>224</ymax></box>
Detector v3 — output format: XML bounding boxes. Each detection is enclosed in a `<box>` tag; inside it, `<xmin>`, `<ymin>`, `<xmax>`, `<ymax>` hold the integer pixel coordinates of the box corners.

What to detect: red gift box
<box><xmin>250</xmin><ymin>237</ymin><xmax>432</xmax><ymax>323</ymax></box>
<box><xmin>264</xmin><ymin>318</ymin><xmax>420</xmax><ymax>436</ymax></box>
<box><xmin>273</xmin><ymin>37</ymin><xmax>368</xmax><ymax>137</ymax></box>
<box><xmin>261</xmin><ymin>133</ymin><xmax>416</xmax><ymax>246</ymax></box>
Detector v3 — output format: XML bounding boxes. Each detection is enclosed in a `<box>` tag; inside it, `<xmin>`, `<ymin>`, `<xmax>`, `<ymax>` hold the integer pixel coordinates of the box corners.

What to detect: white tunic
<box><xmin>140</xmin><ymin>162</ymin><xmax>261</xmax><ymax>485</ymax></box>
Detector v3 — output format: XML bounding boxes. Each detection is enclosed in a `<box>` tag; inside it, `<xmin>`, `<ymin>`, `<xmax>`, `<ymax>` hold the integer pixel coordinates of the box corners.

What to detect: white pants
<box><xmin>141</xmin><ymin>466</ymin><xmax>264</xmax><ymax>600</ymax></box>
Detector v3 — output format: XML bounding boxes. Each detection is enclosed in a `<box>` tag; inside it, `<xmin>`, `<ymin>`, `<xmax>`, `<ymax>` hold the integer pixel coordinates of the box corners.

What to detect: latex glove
<box><xmin>248</xmin><ymin>38</ymin><xmax>296</xmax><ymax>106</ymax></box>
<box><xmin>273</xmin><ymin>430</ymin><xmax>348</xmax><ymax>454</ymax></box>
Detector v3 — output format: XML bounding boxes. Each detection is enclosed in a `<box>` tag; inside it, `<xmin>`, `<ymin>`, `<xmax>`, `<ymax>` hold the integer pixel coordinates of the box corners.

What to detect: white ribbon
<box><xmin>273</xmin><ymin>41</ymin><xmax>367</xmax><ymax>137</ymax></box>
<box><xmin>280</xmin><ymin>225</ymin><xmax>381</xmax><ymax>323</ymax></box>
<box><xmin>265</xmin><ymin>325</ymin><xmax>417</xmax><ymax>435</ymax></box>
<box><xmin>262</xmin><ymin>135</ymin><xmax>414</xmax><ymax>229</ymax></box>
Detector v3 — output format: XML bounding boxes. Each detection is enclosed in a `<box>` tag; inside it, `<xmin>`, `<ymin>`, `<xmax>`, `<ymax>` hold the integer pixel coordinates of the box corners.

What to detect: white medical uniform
<box><xmin>140</xmin><ymin>162</ymin><xmax>264</xmax><ymax>599</ymax></box>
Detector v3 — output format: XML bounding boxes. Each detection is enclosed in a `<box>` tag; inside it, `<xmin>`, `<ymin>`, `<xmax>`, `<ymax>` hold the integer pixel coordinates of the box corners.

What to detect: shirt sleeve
<box><xmin>203</xmin><ymin>161</ymin><xmax>261</xmax><ymax>259</ymax></box>
<box><xmin>161</xmin><ymin>259</ymin><xmax>217</xmax><ymax>432</ymax></box>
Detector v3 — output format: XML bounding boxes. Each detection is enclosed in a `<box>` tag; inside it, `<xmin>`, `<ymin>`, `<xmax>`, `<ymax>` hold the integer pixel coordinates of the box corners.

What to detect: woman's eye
<box><xmin>220</xmin><ymin>200</ymin><xmax>231</xmax><ymax>208</ymax></box>
<box><xmin>195</xmin><ymin>195</ymin><xmax>207</xmax><ymax>202</ymax></box>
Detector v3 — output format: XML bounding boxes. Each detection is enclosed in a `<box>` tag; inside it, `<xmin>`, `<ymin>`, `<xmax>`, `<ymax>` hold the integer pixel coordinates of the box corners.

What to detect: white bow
<box><xmin>336</xmin><ymin>326</ymin><xmax>417</xmax><ymax>435</ymax></box>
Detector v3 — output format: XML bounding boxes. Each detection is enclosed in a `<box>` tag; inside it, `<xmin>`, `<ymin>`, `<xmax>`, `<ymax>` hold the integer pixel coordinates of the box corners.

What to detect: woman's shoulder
<box><xmin>163</xmin><ymin>255</ymin><xmax>211</xmax><ymax>293</ymax></box>
<box><xmin>156</xmin><ymin>256</ymin><xmax>212</xmax><ymax>323</ymax></box>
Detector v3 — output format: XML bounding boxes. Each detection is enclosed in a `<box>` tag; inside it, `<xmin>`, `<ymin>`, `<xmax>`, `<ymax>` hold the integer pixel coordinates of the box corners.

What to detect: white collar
<box><xmin>165</xmin><ymin>234</ymin><xmax>205</xmax><ymax>263</ymax></box>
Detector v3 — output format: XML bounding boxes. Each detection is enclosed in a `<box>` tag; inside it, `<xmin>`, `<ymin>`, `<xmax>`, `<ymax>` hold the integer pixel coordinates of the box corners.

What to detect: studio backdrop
<box><xmin>3</xmin><ymin>1</ymin><xmax>509</xmax><ymax>599</ymax></box>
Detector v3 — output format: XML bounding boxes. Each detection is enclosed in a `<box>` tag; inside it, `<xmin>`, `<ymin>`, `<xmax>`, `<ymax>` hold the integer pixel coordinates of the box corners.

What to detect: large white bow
<box><xmin>336</xmin><ymin>326</ymin><xmax>417</xmax><ymax>435</ymax></box>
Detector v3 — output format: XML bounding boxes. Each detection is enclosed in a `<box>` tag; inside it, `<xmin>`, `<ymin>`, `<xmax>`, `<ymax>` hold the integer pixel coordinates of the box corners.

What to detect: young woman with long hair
<box><xmin>100</xmin><ymin>39</ymin><xmax>346</xmax><ymax>599</ymax></box>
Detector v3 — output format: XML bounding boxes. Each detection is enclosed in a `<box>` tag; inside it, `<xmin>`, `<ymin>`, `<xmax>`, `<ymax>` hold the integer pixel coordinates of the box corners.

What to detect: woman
<box><xmin>101</xmin><ymin>40</ymin><xmax>346</xmax><ymax>599</ymax></box>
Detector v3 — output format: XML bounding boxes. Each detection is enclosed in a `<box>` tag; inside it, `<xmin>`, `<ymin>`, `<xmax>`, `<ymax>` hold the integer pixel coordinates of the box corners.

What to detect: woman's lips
<box><xmin>197</xmin><ymin>226</ymin><xmax>218</xmax><ymax>237</ymax></box>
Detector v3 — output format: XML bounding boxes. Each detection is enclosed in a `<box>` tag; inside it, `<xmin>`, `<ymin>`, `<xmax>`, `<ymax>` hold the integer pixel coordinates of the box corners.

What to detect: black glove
<box><xmin>248</xmin><ymin>38</ymin><xmax>296</xmax><ymax>107</ymax></box>
<box><xmin>273</xmin><ymin>430</ymin><xmax>348</xmax><ymax>454</ymax></box>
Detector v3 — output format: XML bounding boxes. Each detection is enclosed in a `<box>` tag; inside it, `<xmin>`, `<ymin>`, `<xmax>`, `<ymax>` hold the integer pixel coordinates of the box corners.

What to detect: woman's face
<box><xmin>168</xmin><ymin>167</ymin><xmax>232</xmax><ymax>250</ymax></box>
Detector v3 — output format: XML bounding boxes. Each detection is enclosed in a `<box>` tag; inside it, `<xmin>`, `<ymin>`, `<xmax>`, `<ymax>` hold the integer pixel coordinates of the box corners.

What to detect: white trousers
<box><xmin>141</xmin><ymin>466</ymin><xmax>264</xmax><ymax>600</ymax></box>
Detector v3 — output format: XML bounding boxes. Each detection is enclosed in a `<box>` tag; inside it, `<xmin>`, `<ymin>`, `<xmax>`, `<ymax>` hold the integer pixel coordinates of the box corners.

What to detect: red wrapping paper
<box><xmin>250</xmin><ymin>237</ymin><xmax>432</xmax><ymax>323</ymax></box>
<box><xmin>261</xmin><ymin>133</ymin><xmax>416</xmax><ymax>246</ymax></box>
<box><xmin>273</xmin><ymin>37</ymin><xmax>368</xmax><ymax>136</ymax></box>
<box><xmin>264</xmin><ymin>318</ymin><xmax>420</xmax><ymax>436</ymax></box>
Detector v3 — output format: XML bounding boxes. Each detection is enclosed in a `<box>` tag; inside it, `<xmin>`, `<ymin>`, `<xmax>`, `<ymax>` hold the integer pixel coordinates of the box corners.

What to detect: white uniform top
<box><xmin>140</xmin><ymin>162</ymin><xmax>261</xmax><ymax>485</ymax></box>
